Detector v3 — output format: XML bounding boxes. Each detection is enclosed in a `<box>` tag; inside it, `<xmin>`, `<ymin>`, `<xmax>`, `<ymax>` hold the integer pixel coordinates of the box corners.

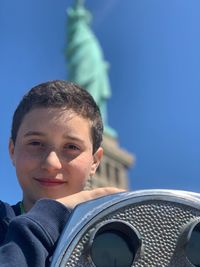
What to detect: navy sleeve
<box><xmin>0</xmin><ymin>199</ymin><xmax>71</xmax><ymax>267</ymax></box>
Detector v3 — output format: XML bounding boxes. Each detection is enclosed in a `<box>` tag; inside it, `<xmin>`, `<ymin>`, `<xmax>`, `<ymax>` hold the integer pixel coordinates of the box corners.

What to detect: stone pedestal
<box><xmin>92</xmin><ymin>133</ymin><xmax>134</xmax><ymax>189</ymax></box>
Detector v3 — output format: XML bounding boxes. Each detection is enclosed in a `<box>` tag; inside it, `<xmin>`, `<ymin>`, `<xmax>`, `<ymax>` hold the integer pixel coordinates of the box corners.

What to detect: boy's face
<box><xmin>9</xmin><ymin>107</ymin><xmax>103</xmax><ymax>211</ymax></box>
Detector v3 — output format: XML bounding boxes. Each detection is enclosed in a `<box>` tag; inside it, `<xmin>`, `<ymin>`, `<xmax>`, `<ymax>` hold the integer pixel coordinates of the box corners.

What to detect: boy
<box><xmin>0</xmin><ymin>80</ymin><xmax>122</xmax><ymax>266</ymax></box>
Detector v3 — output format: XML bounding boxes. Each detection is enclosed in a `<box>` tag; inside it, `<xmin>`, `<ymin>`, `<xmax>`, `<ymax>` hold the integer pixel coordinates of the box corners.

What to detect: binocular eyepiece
<box><xmin>89</xmin><ymin>220</ymin><xmax>141</xmax><ymax>267</ymax></box>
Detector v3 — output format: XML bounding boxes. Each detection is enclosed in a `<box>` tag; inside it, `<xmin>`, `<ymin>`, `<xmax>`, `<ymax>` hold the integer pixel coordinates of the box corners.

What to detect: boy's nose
<box><xmin>41</xmin><ymin>151</ymin><xmax>62</xmax><ymax>171</ymax></box>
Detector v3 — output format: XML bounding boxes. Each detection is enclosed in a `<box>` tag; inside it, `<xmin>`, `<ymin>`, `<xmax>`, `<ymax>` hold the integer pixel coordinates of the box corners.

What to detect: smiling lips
<box><xmin>34</xmin><ymin>178</ymin><xmax>67</xmax><ymax>187</ymax></box>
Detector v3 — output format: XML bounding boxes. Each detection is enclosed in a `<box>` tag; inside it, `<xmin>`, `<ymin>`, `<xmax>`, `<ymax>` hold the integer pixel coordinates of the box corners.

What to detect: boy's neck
<box><xmin>22</xmin><ymin>197</ymin><xmax>35</xmax><ymax>212</ymax></box>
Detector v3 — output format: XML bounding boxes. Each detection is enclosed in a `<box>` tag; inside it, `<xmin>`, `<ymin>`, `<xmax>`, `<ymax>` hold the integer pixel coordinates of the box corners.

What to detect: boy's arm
<box><xmin>0</xmin><ymin>199</ymin><xmax>71</xmax><ymax>267</ymax></box>
<box><xmin>0</xmin><ymin>188</ymin><xmax>123</xmax><ymax>267</ymax></box>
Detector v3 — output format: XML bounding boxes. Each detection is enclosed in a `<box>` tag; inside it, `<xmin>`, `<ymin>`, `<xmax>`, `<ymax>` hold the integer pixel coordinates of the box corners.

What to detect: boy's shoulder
<box><xmin>0</xmin><ymin>200</ymin><xmax>19</xmax><ymax>220</ymax></box>
<box><xmin>0</xmin><ymin>200</ymin><xmax>19</xmax><ymax>243</ymax></box>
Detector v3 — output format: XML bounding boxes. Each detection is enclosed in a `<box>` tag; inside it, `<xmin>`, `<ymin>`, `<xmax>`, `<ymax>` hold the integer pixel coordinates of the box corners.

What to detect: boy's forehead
<box><xmin>21</xmin><ymin>107</ymin><xmax>92</xmax><ymax>132</ymax></box>
<box><xmin>25</xmin><ymin>107</ymin><xmax>80</xmax><ymax>120</ymax></box>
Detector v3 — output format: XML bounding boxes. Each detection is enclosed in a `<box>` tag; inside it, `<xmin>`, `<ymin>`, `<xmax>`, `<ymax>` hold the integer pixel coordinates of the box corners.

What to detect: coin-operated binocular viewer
<box><xmin>51</xmin><ymin>190</ymin><xmax>200</xmax><ymax>267</ymax></box>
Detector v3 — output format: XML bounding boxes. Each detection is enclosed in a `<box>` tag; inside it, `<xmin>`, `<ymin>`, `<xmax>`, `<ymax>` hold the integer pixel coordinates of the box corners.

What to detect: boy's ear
<box><xmin>9</xmin><ymin>139</ymin><xmax>16</xmax><ymax>166</ymax></box>
<box><xmin>90</xmin><ymin>147</ymin><xmax>103</xmax><ymax>176</ymax></box>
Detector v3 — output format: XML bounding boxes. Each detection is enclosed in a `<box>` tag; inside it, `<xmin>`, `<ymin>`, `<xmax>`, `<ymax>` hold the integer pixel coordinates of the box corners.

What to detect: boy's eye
<box><xmin>64</xmin><ymin>144</ymin><xmax>80</xmax><ymax>151</ymax></box>
<box><xmin>28</xmin><ymin>141</ymin><xmax>44</xmax><ymax>147</ymax></box>
<box><xmin>64</xmin><ymin>144</ymin><xmax>80</xmax><ymax>155</ymax></box>
<box><xmin>63</xmin><ymin>144</ymin><xmax>81</xmax><ymax>159</ymax></box>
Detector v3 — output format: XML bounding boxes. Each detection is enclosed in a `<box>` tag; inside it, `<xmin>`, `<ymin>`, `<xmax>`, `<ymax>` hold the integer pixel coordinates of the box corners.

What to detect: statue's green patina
<box><xmin>66</xmin><ymin>0</ymin><xmax>116</xmax><ymax>137</ymax></box>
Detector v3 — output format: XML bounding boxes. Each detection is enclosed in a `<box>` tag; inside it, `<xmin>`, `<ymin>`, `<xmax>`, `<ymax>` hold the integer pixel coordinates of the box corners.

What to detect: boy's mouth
<box><xmin>34</xmin><ymin>177</ymin><xmax>67</xmax><ymax>187</ymax></box>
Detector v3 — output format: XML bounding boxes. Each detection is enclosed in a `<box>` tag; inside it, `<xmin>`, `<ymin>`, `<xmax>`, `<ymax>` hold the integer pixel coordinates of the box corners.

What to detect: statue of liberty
<box><xmin>66</xmin><ymin>0</ymin><xmax>116</xmax><ymax>136</ymax></box>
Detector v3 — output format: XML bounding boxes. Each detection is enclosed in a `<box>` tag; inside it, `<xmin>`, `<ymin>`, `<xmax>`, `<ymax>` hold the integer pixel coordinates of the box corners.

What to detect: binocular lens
<box><xmin>90</xmin><ymin>224</ymin><xmax>139</xmax><ymax>267</ymax></box>
<box><xmin>91</xmin><ymin>229</ymin><xmax>133</xmax><ymax>267</ymax></box>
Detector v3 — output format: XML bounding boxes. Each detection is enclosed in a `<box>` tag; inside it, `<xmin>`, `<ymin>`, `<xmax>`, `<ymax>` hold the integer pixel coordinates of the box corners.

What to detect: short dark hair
<box><xmin>11</xmin><ymin>80</ymin><xmax>103</xmax><ymax>152</ymax></box>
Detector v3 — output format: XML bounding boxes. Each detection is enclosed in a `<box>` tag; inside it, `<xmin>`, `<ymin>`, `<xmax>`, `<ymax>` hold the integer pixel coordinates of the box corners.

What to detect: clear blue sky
<box><xmin>1</xmin><ymin>0</ymin><xmax>200</xmax><ymax>205</ymax></box>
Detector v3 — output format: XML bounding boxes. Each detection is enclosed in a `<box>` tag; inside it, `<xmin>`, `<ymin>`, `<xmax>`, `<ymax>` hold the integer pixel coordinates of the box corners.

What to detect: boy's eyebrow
<box><xmin>24</xmin><ymin>131</ymin><xmax>86</xmax><ymax>143</ymax></box>
<box><xmin>63</xmin><ymin>134</ymin><xmax>85</xmax><ymax>143</ymax></box>
<box><xmin>23</xmin><ymin>131</ymin><xmax>46</xmax><ymax>137</ymax></box>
